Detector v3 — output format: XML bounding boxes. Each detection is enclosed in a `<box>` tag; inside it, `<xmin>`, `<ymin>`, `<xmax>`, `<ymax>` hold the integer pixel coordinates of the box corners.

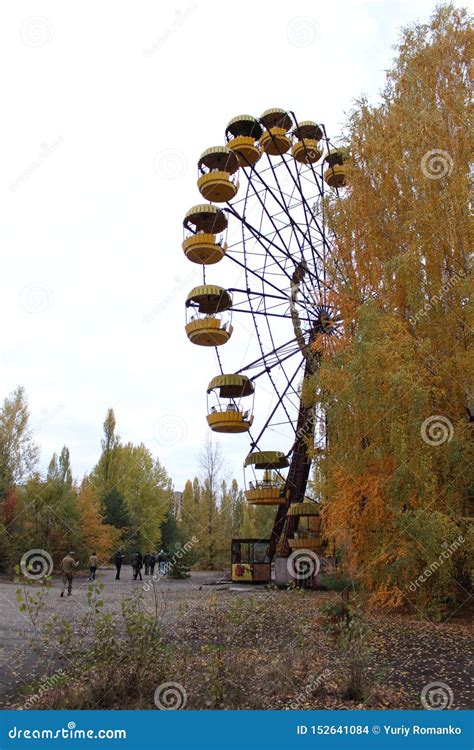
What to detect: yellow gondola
<box><xmin>287</xmin><ymin>500</ymin><xmax>323</xmax><ymax>550</ymax></box>
<box><xmin>323</xmin><ymin>148</ymin><xmax>348</xmax><ymax>188</ymax></box>
<box><xmin>185</xmin><ymin>285</ymin><xmax>233</xmax><ymax>347</ymax></box>
<box><xmin>206</xmin><ymin>374</ymin><xmax>254</xmax><ymax>433</ymax></box>
<box><xmin>259</xmin><ymin>108</ymin><xmax>293</xmax><ymax>155</ymax></box>
<box><xmin>182</xmin><ymin>204</ymin><xmax>228</xmax><ymax>265</ymax></box>
<box><xmin>244</xmin><ymin>451</ymin><xmax>288</xmax><ymax>505</ymax></box>
<box><xmin>197</xmin><ymin>146</ymin><xmax>240</xmax><ymax>202</ymax></box>
<box><xmin>225</xmin><ymin>115</ymin><xmax>263</xmax><ymax>168</ymax></box>
<box><xmin>291</xmin><ymin>120</ymin><xmax>323</xmax><ymax>165</ymax></box>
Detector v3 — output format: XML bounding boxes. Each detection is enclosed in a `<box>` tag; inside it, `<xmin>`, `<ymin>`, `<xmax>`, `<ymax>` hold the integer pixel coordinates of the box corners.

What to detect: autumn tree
<box><xmin>76</xmin><ymin>479</ymin><xmax>120</xmax><ymax>561</ymax></box>
<box><xmin>0</xmin><ymin>387</ymin><xmax>39</xmax><ymax>497</ymax></box>
<box><xmin>316</xmin><ymin>5</ymin><xmax>473</xmax><ymax>616</ymax></box>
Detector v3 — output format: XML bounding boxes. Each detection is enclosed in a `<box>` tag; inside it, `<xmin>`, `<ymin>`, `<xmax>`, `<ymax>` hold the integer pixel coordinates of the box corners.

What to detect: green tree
<box><xmin>116</xmin><ymin>443</ymin><xmax>172</xmax><ymax>552</ymax></box>
<box><xmin>0</xmin><ymin>387</ymin><xmax>39</xmax><ymax>497</ymax></box>
<box><xmin>58</xmin><ymin>446</ymin><xmax>73</xmax><ymax>485</ymax></box>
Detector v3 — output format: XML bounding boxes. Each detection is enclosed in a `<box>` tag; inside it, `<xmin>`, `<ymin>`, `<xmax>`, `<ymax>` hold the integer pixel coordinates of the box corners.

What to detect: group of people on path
<box><xmin>58</xmin><ymin>548</ymin><xmax>170</xmax><ymax>597</ymax></box>
<box><xmin>59</xmin><ymin>550</ymin><xmax>101</xmax><ymax>596</ymax></box>
<box><xmin>115</xmin><ymin>549</ymin><xmax>169</xmax><ymax>581</ymax></box>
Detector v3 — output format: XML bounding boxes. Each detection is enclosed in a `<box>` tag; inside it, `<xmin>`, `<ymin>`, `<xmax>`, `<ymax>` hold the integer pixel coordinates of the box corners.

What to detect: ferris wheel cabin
<box><xmin>206</xmin><ymin>374</ymin><xmax>254</xmax><ymax>433</ymax></box>
<box><xmin>225</xmin><ymin>115</ymin><xmax>263</xmax><ymax>168</ymax></box>
<box><xmin>259</xmin><ymin>108</ymin><xmax>293</xmax><ymax>155</ymax></box>
<box><xmin>185</xmin><ymin>285</ymin><xmax>233</xmax><ymax>347</ymax></box>
<box><xmin>182</xmin><ymin>204</ymin><xmax>228</xmax><ymax>265</ymax></box>
<box><xmin>244</xmin><ymin>450</ymin><xmax>288</xmax><ymax>505</ymax></box>
<box><xmin>323</xmin><ymin>148</ymin><xmax>348</xmax><ymax>188</ymax></box>
<box><xmin>291</xmin><ymin>120</ymin><xmax>323</xmax><ymax>164</ymax></box>
<box><xmin>197</xmin><ymin>146</ymin><xmax>240</xmax><ymax>203</ymax></box>
<box><xmin>287</xmin><ymin>501</ymin><xmax>323</xmax><ymax>552</ymax></box>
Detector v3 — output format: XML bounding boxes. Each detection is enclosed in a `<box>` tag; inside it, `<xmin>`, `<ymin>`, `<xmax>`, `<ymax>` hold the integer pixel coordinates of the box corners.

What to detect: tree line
<box><xmin>0</xmin><ymin>389</ymin><xmax>270</xmax><ymax>573</ymax></box>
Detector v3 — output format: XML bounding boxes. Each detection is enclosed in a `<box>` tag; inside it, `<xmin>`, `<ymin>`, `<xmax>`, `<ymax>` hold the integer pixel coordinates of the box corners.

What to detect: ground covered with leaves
<box><xmin>6</xmin><ymin>571</ymin><xmax>472</xmax><ymax>711</ymax></box>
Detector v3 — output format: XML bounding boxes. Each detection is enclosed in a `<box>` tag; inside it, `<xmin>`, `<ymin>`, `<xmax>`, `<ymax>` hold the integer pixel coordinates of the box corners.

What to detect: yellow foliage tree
<box><xmin>77</xmin><ymin>480</ymin><xmax>121</xmax><ymax>563</ymax></box>
<box><xmin>315</xmin><ymin>5</ymin><xmax>473</xmax><ymax>616</ymax></box>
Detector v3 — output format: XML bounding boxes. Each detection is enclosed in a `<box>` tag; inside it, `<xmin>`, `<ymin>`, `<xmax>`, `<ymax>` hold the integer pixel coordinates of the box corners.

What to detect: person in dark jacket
<box><xmin>143</xmin><ymin>553</ymin><xmax>151</xmax><ymax>576</ymax></box>
<box><xmin>114</xmin><ymin>550</ymin><xmax>124</xmax><ymax>580</ymax></box>
<box><xmin>132</xmin><ymin>552</ymin><xmax>143</xmax><ymax>581</ymax></box>
<box><xmin>149</xmin><ymin>552</ymin><xmax>157</xmax><ymax>576</ymax></box>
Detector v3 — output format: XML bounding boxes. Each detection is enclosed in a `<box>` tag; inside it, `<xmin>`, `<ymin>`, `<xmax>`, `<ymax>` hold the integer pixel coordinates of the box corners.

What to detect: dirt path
<box><xmin>0</xmin><ymin>567</ymin><xmax>223</xmax><ymax>707</ymax></box>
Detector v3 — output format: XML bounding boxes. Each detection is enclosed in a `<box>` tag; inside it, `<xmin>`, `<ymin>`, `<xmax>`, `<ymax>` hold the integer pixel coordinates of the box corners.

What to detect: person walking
<box><xmin>149</xmin><ymin>552</ymin><xmax>157</xmax><ymax>577</ymax></box>
<box><xmin>143</xmin><ymin>552</ymin><xmax>150</xmax><ymax>576</ymax></box>
<box><xmin>158</xmin><ymin>549</ymin><xmax>168</xmax><ymax>576</ymax></box>
<box><xmin>131</xmin><ymin>552</ymin><xmax>143</xmax><ymax>581</ymax></box>
<box><xmin>114</xmin><ymin>550</ymin><xmax>124</xmax><ymax>580</ymax></box>
<box><xmin>60</xmin><ymin>551</ymin><xmax>79</xmax><ymax>597</ymax></box>
<box><xmin>88</xmin><ymin>552</ymin><xmax>98</xmax><ymax>581</ymax></box>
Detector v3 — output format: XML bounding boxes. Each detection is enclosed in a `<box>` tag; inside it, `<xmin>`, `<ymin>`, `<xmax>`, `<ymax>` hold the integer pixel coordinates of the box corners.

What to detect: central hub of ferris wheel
<box><xmin>181</xmin><ymin>108</ymin><xmax>349</xmax><ymax>584</ymax></box>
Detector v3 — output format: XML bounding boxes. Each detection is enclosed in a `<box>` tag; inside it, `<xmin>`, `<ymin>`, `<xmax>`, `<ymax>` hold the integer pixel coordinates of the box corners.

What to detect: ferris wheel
<box><xmin>181</xmin><ymin>108</ymin><xmax>348</xmax><ymax>572</ymax></box>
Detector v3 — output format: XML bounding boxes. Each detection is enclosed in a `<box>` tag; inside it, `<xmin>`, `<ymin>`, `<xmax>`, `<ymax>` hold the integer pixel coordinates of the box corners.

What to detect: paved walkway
<box><xmin>0</xmin><ymin>567</ymin><xmax>224</xmax><ymax>707</ymax></box>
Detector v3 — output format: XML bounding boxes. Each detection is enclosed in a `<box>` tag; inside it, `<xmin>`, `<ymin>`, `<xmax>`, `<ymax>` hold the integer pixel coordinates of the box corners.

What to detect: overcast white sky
<box><xmin>0</xmin><ymin>0</ymin><xmax>460</xmax><ymax>491</ymax></box>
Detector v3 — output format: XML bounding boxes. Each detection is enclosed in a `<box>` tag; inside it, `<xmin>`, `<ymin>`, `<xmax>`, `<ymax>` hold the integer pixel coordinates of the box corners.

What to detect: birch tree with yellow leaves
<box><xmin>315</xmin><ymin>5</ymin><xmax>473</xmax><ymax>617</ymax></box>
